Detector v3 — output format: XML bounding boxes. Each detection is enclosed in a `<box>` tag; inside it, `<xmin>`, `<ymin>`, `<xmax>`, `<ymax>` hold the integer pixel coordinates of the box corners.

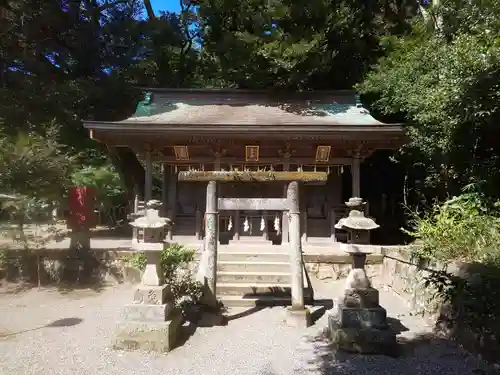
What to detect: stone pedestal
<box><xmin>328</xmin><ymin>250</ymin><xmax>396</xmax><ymax>354</ymax></box>
<box><xmin>116</xmin><ymin>202</ymin><xmax>180</xmax><ymax>352</ymax></box>
<box><xmin>285</xmin><ymin>307</ymin><xmax>312</xmax><ymax>328</ymax></box>
<box><xmin>114</xmin><ymin>285</ymin><xmax>182</xmax><ymax>352</ymax></box>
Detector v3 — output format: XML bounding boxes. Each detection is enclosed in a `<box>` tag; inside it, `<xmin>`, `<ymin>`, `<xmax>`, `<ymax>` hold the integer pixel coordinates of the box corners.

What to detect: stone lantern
<box><xmin>114</xmin><ymin>200</ymin><xmax>181</xmax><ymax>353</ymax></box>
<box><xmin>329</xmin><ymin>198</ymin><xmax>396</xmax><ymax>354</ymax></box>
<box><xmin>335</xmin><ymin>197</ymin><xmax>371</xmax><ymax>244</ymax></box>
<box><xmin>130</xmin><ymin>200</ymin><xmax>171</xmax><ymax>286</ymax></box>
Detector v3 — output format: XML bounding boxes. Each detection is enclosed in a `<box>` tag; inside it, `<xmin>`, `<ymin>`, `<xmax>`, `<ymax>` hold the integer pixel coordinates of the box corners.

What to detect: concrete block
<box><xmin>122</xmin><ymin>303</ymin><xmax>175</xmax><ymax>322</ymax></box>
<box><xmin>284</xmin><ymin>307</ymin><xmax>312</xmax><ymax>328</ymax></box>
<box><xmin>114</xmin><ymin>314</ymin><xmax>182</xmax><ymax>353</ymax></box>
<box><xmin>330</xmin><ymin>302</ymin><xmax>388</xmax><ymax>329</ymax></box>
<box><xmin>343</xmin><ymin>288</ymin><xmax>379</xmax><ymax>308</ymax></box>
<box><xmin>133</xmin><ymin>285</ymin><xmax>172</xmax><ymax>305</ymax></box>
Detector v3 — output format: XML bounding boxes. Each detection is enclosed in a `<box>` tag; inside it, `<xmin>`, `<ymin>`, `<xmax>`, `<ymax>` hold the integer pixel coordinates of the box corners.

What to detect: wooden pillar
<box><xmin>204</xmin><ymin>181</ymin><xmax>218</xmax><ymax>306</ymax></box>
<box><xmin>352</xmin><ymin>155</ymin><xmax>361</xmax><ymax>198</ymax></box>
<box><xmin>301</xmin><ymin>188</ymin><xmax>308</xmax><ymax>243</ymax></box>
<box><xmin>144</xmin><ymin>150</ymin><xmax>153</xmax><ymax>203</ymax></box>
<box><xmin>330</xmin><ymin>208</ymin><xmax>337</xmax><ymax>242</ymax></box>
<box><xmin>166</xmin><ymin>166</ymin><xmax>177</xmax><ymax>240</ymax></box>
<box><xmin>161</xmin><ymin>163</ymin><xmax>169</xmax><ymax>216</ymax></box>
<box><xmin>262</xmin><ymin>210</ymin><xmax>268</xmax><ymax>240</ymax></box>
<box><xmin>233</xmin><ymin>210</ymin><xmax>240</xmax><ymax>240</ymax></box>
<box><xmin>195</xmin><ymin>208</ymin><xmax>202</xmax><ymax>240</ymax></box>
<box><xmin>301</xmin><ymin>213</ymin><xmax>308</xmax><ymax>242</ymax></box>
<box><xmin>287</xmin><ymin>181</ymin><xmax>304</xmax><ymax>310</ymax></box>
<box><xmin>214</xmin><ymin>152</ymin><xmax>221</xmax><ymax>172</ymax></box>
<box><xmin>214</xmin><ymin>152</ymin><xmax>221</xmax><ymax>243</ymax></box>
<box><xmin>282</xmin><ymin>157</ymin><xmax>290</xmax><ymax>244</ymax></box>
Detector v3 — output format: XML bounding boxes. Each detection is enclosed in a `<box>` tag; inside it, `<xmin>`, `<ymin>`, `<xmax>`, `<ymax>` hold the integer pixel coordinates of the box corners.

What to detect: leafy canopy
<box><xmin>358</xmin><ymin>0</ymin><xmax>500</xmax><ymax>196</ymax></box>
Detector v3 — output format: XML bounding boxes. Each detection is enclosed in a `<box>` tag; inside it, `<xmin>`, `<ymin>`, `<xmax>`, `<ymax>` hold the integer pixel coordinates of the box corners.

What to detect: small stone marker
<box><xmin>114</xmin><ymin>201</ymin><xmax>182</xmax><ymax>353</ymax></box>
<box><xmin>328</xmin><ymin>198</ymin><xmax>396</xmax><ymax>354</ymax></box>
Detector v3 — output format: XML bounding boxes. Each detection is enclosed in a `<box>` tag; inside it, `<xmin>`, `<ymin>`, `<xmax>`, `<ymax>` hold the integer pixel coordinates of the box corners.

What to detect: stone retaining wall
<box><xmin>304</xmin><ymin>253</ymin><xmax>383</xmax><ymax>281</ymax></box>
<box><xmin>0</xmin><ymin>248</ymin><xmax>385</xmax><ymax>287</ymax></box>
<box><xmin>379</xmin><ymin>247</ymin><xmax>500</xmax><ymax>364</ymax></box>
<box><xmin>0</xmin><ymin>248</ymin><xmax>141</xmax><ymax>286</ymax></box>
<box><xmin>379</xmin><ymin>248</ymin><xmax>440</xmax><ymax>316</ymax></box>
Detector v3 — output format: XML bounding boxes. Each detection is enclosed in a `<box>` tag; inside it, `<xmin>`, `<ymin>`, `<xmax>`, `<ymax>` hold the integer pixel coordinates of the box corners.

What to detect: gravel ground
<box><xmin>0</xmin><ymin>276</ymin><xmax>496</xmax><ymax>375</ymax></box>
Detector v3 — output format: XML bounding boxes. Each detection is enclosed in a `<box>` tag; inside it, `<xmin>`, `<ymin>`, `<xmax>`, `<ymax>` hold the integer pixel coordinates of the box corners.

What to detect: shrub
<box><xmin>125</xmin><ymin>243</ymin><xmax>203</xmax><ymax>314</ymax></box>
<box><xmin>405</xmin><ymin>185</ymin><xmax>500</xmax><ymax>362</ymax></box>
<box><xmin>404</xmin><ymin>185</ymin><xmax>500</xmax><ymax>265</ymax></box>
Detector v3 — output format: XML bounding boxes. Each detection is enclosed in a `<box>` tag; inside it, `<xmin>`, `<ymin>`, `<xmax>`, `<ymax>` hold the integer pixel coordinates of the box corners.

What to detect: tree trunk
<box><xmin>143</xmin><ymin>0</ymin><xmax>155</xmax><ymax>20</ymax></box>
<box><xmin>107</xmin><ymin>146</ymin><xmax>145</xmax><ymax>202</ymax></box>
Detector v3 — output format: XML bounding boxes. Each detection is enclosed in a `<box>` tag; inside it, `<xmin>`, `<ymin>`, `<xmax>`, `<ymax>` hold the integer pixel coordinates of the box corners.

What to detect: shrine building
<box><xmin>83</xmin><ymin>88</ymin><xmax>404</xmax><ymax>246</ymax></box>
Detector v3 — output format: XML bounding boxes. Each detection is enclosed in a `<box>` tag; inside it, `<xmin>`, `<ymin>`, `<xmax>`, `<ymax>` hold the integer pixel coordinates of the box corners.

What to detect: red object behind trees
<box><xmin>67</xmin><ymin>186</ymin><xmax>96</xmax><ymax>230</ymax></box>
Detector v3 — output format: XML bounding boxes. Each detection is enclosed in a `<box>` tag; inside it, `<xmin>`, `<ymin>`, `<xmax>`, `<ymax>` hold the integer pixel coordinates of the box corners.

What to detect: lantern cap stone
<box><xmin>345</xmin><ymin>197</ymin><xmax>365</xmax><ymax>208</ymax></box>
<box><xmin>130</xmin><ymin>208</ymin><xmax>171</xmax><ymax>229</ymax></box>
<box><xmin>335</xmin><ymin>209</ymin><xmax>379</xmax><ymax>231</ymax></box>
<box><xmin>146</xmin><ymin>199</ymin><xmax>163</xmax><ymax>209</ymax></box>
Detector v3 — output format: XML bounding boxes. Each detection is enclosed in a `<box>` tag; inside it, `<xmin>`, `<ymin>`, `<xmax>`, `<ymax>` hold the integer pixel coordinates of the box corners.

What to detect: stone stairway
<box><xmin>216</xmin><ymin>243</ymin><xmax>311</xmax><ymax>307</ymax></box>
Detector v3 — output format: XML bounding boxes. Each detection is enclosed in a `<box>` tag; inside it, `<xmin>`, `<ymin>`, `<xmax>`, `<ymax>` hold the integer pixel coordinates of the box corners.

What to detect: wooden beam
<box><xmin>218</xmin><ymin>198</ymin><xmax>288</xmax><ymax>211</ymax></box>
<box><xmin>177</xmin><ymin>171</ymin><xmax>328</xmax><ymax>182</ymax></box>
<box><xmin>148</xmin><ymin>156</ymin><xmax>354</xmax><ymax>165</ymax></box>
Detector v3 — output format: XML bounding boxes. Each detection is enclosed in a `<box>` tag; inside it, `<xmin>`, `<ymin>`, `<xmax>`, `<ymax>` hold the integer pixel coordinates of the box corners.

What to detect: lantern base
<box><xmin>114</xmin><ymin>315</ymin><xmax>182</xmax><ymax>353</ymax></box>
<box><xmin>114</xmin><ymin>285</ymin><xmax>181</xmax><ymax>353</ymax></box>
<box><xmin>328</xmin><ymin>300</ymin><xmax>396</xmax><ymax>355</ymax></box>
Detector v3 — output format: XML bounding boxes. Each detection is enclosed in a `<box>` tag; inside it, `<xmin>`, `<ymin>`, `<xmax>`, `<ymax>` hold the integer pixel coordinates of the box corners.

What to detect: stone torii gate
<box><xmin>178</xmin><ymin>171</ymin><xmax>328</xmax><ymax>322</ymax></box>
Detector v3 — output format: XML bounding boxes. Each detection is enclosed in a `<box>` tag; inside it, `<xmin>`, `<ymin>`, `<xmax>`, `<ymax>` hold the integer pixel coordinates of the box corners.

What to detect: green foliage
<box><xmin>0</xmin><ymin>131</ymin><xmax>75</xmax><ymax>202</ymax></box>
<box><xmin>71</xmin><ymin>164</ymin><xmax>126</xmax><ymax>212</ymax></box>
<box><xmin>0</xmin><ymin>248</ymin><xmax>8</xmax><ymax>272</ymax></box>
<box><xmin>405</xmin><ymin>185</ymin><xmax>500</xmax><ymax>264</ymax></box>
<box><xmin>198</xmin><ymin>0</ymin><xmax>416</xmax><ymax>89</ymax></box>
<box><xmin>125</xmin><ymin>243</ymin><xmax>203</xmax><ymax>312</ymax></box>
<box><xmin>125</xmin><ymin>251</ymin><xmax>148</xmax><ymax>271</ymax></box>
<box><xmin>358</xmin><ymin>0</ymin><xmax>500</xmax><ymax>198</ymax></box>
<box><xmin>160</xmin><ymin>242</ymin><xmax>196</xmax><ymax>277</ymax></box>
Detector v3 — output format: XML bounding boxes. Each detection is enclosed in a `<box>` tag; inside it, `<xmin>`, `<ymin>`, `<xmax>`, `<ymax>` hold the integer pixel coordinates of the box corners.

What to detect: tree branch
<box><xmin>143</xmin><ymin>0</ymin><xmax>156</xmax><ymax>20</ymax></box>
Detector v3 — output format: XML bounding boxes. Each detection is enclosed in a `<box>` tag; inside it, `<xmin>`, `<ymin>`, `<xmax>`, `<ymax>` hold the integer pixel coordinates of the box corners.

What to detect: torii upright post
<box><xmin>287</xmin><ymin>181</ymin><xmax>304</xmax><ymax>310</ymax></box>
<box><xmin>204</xmin><ymin>180</ymin><xmax>218</xmax><ymax>307</ymax></box>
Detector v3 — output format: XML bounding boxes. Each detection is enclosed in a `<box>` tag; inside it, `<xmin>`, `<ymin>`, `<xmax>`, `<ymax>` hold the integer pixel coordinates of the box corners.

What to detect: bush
<box><xmin>405</xmin><ymin>185</ymin><xmax>500</xmax><ymax>362</ymax></box>
<box><xmin>404</xmin><ymin>185</ymin><xmax>500</xmax><ymax>265</ymax></box>
<box><xmin>0</xmin><ymin>248</ymin><xmax>8</xmax><ymax>273</ymax></box>
<box><xmin>125</xmin><ymin>243</ymin><xmax>203</xmax><ymax>314</ymax></box>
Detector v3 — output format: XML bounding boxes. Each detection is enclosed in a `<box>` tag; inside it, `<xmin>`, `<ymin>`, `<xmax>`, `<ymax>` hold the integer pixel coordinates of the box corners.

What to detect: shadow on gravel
<box><xmin>0</xmin><ymin>317</ymin><xmax>83</xmax><ymax>339</ymax></box>
<box><xmin>173</xmin><ymin>321</ymin><xmax>198</xmax><ymax>349</ymax></box>
<box><xmin>306</xmin><ymin>328</ymin><xmax>497</xmax><ymax>375</ymax></box>
<box><xmin>310</xmin><ymin>299</ymin><xmax>334</xmax><ymax>324</ymax></box>
<box><xmin>226</xmin><ymin>305</ymin><xmax>266</xmax><ymax>321</ymax></box>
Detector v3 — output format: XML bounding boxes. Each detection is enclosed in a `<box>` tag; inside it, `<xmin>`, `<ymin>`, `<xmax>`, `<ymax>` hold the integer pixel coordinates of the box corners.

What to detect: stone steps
<box><xmin>217</xmin><ymin>271</ymin><xmax>291</xmax><ymax>284</ymax></box>
<box><xmin>217</xmin><ymin>282</ymin><xmax>292</xmax><ymax>296</ymax></box>
<box><xmin>220</xmin><ymin>295</ymin><xmax>292</xmax><ymax>308</ymax></box>
<box><xmin>218</xmin><ymin>251</ymin><xmax>289</xmax><ymax>262</ymax></box>
<box><xmin>217</xmin><ymin>261</ymin><xmax>290</xmax><ymax>273</ymax></box>
<box><xmin>216</xmin><ymin>247</ymin><xmax>312</xmax><ymax>307</ymax></box>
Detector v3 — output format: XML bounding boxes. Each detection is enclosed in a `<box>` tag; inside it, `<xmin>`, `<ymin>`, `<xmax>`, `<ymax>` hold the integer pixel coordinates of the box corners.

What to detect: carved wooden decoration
<box><xmin>178</xmin><ymin>171</ymin><xmax>328</xmax><ymax>183</ymax></box>
<box><xmin>212</xmin><ymin>141</ymin><xmax>228</xmax><ymax>157</ymax></box>
<box><xmin>346</xmin><ymin>142</ymin><xmax>376</xmax><ymax>160</ymax></box>
<box><xmin>315</xmin><ymin>145</ymin><xmax>331</xmax><ymax>162</ymax></box>
<box><xmin>174</xmin><ymin>145</ymin><xmax>189</xmax><ymax>161</ymax></box>
<box><xmin>278</xmin><ymin>142</ymin><xmax>295</xmax><ymax>158</ymax></box>
<box><xmin>245</xmin><ymin>145</ymin><xmax>260</xmax><ymax>162</ymax></box>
